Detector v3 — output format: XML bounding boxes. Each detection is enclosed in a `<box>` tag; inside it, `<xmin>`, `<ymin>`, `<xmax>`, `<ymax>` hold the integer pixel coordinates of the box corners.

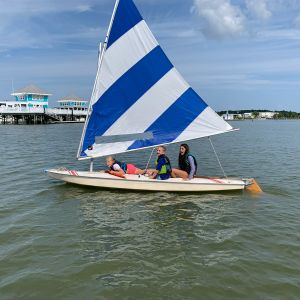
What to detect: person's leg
<box><xmin>127</xmin><ymin>164</ymin><xmax>145</xmax><ymax>175</ymax></box>
<box><xmin>134</xmin><ymin>168</ymin><xmax>145</xmax><ymax>175</ymax></box>
<box><xmin>126</xmin><ymin>164</ymin><xmax>136</xmax><ymax>175</ymax></box>
<box><xmin>146</xmin><ymin>168</ymin><xmax>156</xmax><ymax>175</ymax></box>
<box><xmin>172</xmin><ymin>168</ymin><xmax>188</xmax><ymax>179</ymax></box>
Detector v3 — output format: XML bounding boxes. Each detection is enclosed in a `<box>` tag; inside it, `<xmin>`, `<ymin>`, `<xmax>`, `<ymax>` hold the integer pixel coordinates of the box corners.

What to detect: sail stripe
<box><xmin>173</xmin><ymin>107</ymin><xmax>233</xmax><ymax>142</ymax></box>
<box><xmin>82</xmin><ymin>46</ymin><xmax>173</xmax><ymax>151</ymax></box>
<box><xmin>128</xmin><ymin>88</ymin><xmax>208</xmax><ymax>150</ymax></box>
<box><xmin>92</xmin><ymin>20</ymin><xmax>159</xmax><ymax>105</ymax></box>
<box><xmin>104</xmin><ymin>68</ymin><xmax>189</xmax><ymax>136</ymax></box>
<box><xmin>107</xmin><ymin>0</ymin><xmax>143</xmax><ymax>48</ymax></box>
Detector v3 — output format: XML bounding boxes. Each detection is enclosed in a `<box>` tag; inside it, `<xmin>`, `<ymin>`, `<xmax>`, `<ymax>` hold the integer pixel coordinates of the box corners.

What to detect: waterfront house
<box><xmin>0</xmin><ymin>88</ymin><xmax>87</xmax><ymax>124</ymax></box>
<box><xmin>222</xmin><ymin>113</ymin><xmax>243</xmax><ymax>120</ymax></box>
<box><xmin>243</xmin><ymin>113</ymin><xmax>253</xmax><ymax>119</ymax></box>
<box><xmin>11</xmin><ymin>84</ymin><xmax>51</xmax><ymax>109</ymax></box>
<box><xmin>57</xmin><ymin>95</ymin><xmax>88</xmax><ymax>111</ymax></box>
<box><xmin>259</xmin><ymin>111</ymin><xmax>276</xmax><ymax>119</ymax></box>
<box><xmin>222</xmin><ymin>113</ymin><xmax>234</xmax><ymax>121</ymax></box>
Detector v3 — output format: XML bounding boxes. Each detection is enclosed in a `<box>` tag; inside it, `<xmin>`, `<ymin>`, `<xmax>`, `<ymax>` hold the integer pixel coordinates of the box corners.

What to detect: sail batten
<box><xmin>79</xmin><ymin>0</ymin><xmax>233</xmax><ymax>159</ymax></box>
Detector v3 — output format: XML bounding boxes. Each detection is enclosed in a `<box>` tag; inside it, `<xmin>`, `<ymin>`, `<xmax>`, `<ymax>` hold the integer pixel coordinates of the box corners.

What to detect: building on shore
<box><xmin>259</xmin><ymin>112</ymin><xmax>276</xmax><ymax>119</ymax></box>
<box><xmin>56</xmin><ymin>95</ymin><xmax>88</xmax><ymax>111</ymax></box>
<box><xmin>243</xmin><ymin>113</ymin><xmax>253</xmax><ymax>119</ymax></box>
<box><xmin>222</xmin><ymin>112</ymin><xmax>243</xmax><ymax>120</ymax></box>
<box><xmin>10</xmin><ymin>84</ymin><xmax>51</xmax><ymax>109</ymax></box>
<box><xmin>221</xmin><ymin>111</ymin><xmax>277</xmax><ymax>120</ymax></box>
<box><xmin>0</xmin><ymin>87</ymin><xmax>88</xmax><ymax>125</ymax></box>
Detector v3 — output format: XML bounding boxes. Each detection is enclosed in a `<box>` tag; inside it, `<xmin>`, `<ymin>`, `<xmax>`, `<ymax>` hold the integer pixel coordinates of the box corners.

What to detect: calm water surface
<box><xmin>0</xmin><ymin>121</ymin><xmax>299</xmax><ymax>300</ymax></box>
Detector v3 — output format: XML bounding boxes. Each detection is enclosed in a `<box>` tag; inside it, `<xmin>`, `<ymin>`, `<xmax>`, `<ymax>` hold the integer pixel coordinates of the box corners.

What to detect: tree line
<box><xmin>218</xmin><ymin>110</ymin><xmax>300</xmax><ymax>119</ymax></box>
<box><xmin>273</xmin><ymin>111</ymin><xmax>300</xmax><ymax>119</ymax></box>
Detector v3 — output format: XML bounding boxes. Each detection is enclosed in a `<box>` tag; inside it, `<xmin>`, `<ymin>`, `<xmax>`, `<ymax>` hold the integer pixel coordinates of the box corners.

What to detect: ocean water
<box><xmin>0</xmin><ymin>121</ymin><xmax>299</xmax><ymax>300</ymax></box>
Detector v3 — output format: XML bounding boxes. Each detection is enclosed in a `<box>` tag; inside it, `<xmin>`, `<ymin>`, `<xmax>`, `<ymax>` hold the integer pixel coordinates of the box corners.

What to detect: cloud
<box><xmin>246</xmin><ymin>0</ymin><xmax>272</xmax><ymax>20</ymax></box>
<box><xmin>191</xmin><ymin>0</ymin><xmax>246</xmax><ymax>39</ymax></box>
<box><xmin>75</xmin><ymin>4</ymin><xmax>92</xmax><ymax>13</ymax></box>
<box><xmin>150</xmin><ymin>21</ymin><xmax>199</xmax><ymax>41</ymax></box>
<box><xmin>0</xmin><ymin>0</ymin><xmax>98</xmax><ymax>15</ymax></box>
<box><xmin>257</xmin><ymin>28</ymin><xmax>300</xmax><ymax>40</ymax></box>
<box><xmin>0</xmin><ymin>0</ymin><xmax>106</xmax><ymax>52</ymax></box>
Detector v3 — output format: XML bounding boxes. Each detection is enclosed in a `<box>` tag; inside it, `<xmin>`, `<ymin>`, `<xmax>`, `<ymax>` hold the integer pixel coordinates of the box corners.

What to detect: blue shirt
<box><xmin>156</xmin><ymin>155</ymin><xmax>171</xmax><ymax>180</ymax></box>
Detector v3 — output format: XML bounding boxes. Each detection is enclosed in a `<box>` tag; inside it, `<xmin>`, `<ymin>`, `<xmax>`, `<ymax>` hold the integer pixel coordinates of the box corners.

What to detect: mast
<box><xmin>77</xmin><ymin>0</ymin><xmax>121</xmax><ymax>159</ymax></box>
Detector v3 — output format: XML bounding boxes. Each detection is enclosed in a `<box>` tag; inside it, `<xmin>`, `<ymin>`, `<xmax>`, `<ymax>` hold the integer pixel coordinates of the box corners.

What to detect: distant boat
<box><xmin>46</xmin><ymin>0</ymin><xmax>259</xmax><ymax>193</ymax></box>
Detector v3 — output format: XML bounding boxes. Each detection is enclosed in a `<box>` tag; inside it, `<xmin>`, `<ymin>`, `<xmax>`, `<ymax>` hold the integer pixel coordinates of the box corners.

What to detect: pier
<box><xmin>0</xmin><ymin>107</ymin><xmax>87</xmax><ymax>125</ymax></box>
<box><xmin>0</xmin><ymin>85</ymin><xmax>88</xmax><ymax>125</ymax></box>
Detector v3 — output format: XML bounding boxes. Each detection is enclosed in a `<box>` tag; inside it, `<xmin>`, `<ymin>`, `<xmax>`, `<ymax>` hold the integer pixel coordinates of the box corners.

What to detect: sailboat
<box><xmin>46</xmin><ymin>0</ymin><xmax>260</xmax><ymax>192</ymax></box>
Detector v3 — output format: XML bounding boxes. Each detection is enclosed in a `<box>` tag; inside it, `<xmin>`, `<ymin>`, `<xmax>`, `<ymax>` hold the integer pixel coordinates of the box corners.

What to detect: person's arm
<box><xmin>188</xmin><ymin>156</ymin><xmax>196</xmax><ymax>180</ymax></box>
<box><xmin>149</xmin><ymin>170</ymin><xmax>158</xmax><ymax>179</ymax></box>
<box><xmin>149</xmin><ymin>158</ymin><xmax>163</xmax><ymax>179</ymax></box>
<box><xmin>109</xmin><ymin>163</ymin><xmax>125</xmax><ymax>176</ymax></box>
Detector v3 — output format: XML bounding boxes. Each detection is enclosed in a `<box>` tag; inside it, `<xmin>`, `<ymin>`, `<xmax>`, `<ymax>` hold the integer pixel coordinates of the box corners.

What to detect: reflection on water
<box><xmin>0</xmin><ymin>122</ymin><xmax>300</xmax><ymax>299</ymax></box>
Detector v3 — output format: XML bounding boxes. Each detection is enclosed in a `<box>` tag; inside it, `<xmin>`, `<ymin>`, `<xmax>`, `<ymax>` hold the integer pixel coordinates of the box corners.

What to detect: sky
<box><xmin>0</xmin><ymin>0</ymin><xmax>300</xmax><ymax>111</ymax></box>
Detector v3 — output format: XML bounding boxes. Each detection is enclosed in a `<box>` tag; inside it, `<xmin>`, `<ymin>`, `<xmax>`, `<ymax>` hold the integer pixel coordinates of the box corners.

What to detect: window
<box><xmin>32</xmin><ymin>95</ymin><xmax>44</xmax><ymax>100</ymax></box>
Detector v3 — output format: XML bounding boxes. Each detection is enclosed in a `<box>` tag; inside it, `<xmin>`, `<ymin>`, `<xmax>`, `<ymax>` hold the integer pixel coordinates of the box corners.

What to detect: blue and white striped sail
<box><xmin>78</xmin><ymin>0</ymin><xmax>233</xmax><ymax>159</ymax></box>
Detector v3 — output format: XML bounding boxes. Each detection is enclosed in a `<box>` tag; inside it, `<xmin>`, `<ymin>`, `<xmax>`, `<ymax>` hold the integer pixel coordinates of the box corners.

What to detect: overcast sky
<box><xmin>1</xmin><ymin>0</ymin><xmax>300</xmax><ymax>111</ymax></box>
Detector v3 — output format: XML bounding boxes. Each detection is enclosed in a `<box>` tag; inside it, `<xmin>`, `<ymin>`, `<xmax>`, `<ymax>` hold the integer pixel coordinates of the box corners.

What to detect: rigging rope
<box><xmin>208</xmin><ymin>137</ymin><xmax>227</xmax><ymax>178</ymax></box>
<box><xmin>145</xmin><ymin>147</ymin><xmax>156</xmax><ymax>171</ymax></box>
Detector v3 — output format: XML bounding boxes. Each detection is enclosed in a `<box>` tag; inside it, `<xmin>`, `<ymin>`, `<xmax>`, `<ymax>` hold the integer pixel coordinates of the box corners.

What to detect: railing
<box><xmin>0</xmin><ymin>107</ymin><xmax>44</xmax><ymax>113</ymax></box>
<box><xmin>0</xmin><ymin>107</ymin><xmax>87</xmax><ymax>115</ymax></box>
<box><xmin>46</xmin><ymin>108</ymin><xmax>87</xmax><ymax>116</ymax></box>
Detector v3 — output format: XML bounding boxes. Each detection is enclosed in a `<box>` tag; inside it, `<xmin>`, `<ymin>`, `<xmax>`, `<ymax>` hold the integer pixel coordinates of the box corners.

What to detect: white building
<box><xmin>259</xmin><ymin>112</ymin><xmax>276</xmax><ymax>119</ymax></box>
<box><xmin>243</xmin><ymin>113</ymin><xmax>253</xmax><ymax>119</ymax></box>
<box><xmin>222</xmin><ymin>113</ymin><xmax>234</xmax><ymax>120</ymax></box>
<box><xmin>222</xmin><ymin>113</ymin><xmax>243</xmax><ymax>120</ymax></box>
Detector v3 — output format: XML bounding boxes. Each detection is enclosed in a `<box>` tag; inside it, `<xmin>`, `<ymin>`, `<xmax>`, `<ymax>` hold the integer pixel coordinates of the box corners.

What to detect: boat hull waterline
<box><xmin>46</xmin><ymin>169</ymin><xmax>246</xmax><ymax>192</ymax></box>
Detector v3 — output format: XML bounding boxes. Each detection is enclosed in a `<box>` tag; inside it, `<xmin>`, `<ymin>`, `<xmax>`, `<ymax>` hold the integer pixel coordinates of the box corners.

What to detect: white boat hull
<box><xmin>46</xmin><ymin>169</ymin><xmax>246</xmax><ymax>192</ymax></box>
